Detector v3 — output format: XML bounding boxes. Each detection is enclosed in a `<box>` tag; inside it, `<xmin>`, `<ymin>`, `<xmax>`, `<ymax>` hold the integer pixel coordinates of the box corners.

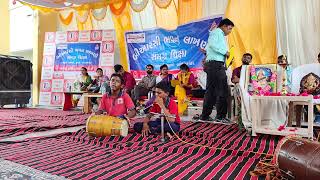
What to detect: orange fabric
<box><xmin>178</xmin><ymin>0</ymin><xmax>202</xmax><ymax>25</ymax></box>
<box><xmin>59</xmin><ymin>11</ymin><xmax>73</xmax><ymax>25</ymax></box>
<box><xmin>153</xmin><ymin>0</ymin><xmax>178</xmax><ymax>30</ymax></box>
<box><xmin>112</xmin><ymin>1</ymin><xmax>133</xmax><ymax>71</ymax></box>
<box><xmin>109</xmin><ymin>0</ymin><xmax>127</xmax><ymax>15</ymax></box>
<box><xmin>225</xmin><ymin>0</ymin><xmax>277</xmax><ymax>68</ymax></box>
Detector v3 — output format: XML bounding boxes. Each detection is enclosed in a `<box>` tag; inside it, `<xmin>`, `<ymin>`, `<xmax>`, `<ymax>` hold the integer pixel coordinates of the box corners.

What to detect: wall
<box><xmin>32</xmin><ymin>10</ymin><xmax>58</xmax><ymax>106</ymax></box>
<box><xmin>10</xmin><ymin>4</ymin><xmax>34</xmax><ymax>52</ymax></box>
<box><xmin>0</xmin><ymin>0</ymin><xmax>10</xmax><ymax>54</ymax></box>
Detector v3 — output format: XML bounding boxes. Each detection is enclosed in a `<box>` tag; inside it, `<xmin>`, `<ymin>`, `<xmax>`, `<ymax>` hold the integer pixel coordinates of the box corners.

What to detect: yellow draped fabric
<box><xmin>225</xmin><ymin>0</ymin><xmax>277</xmax><ymax>67</ymax></box>
<box><xmin>175</xmin><ymin>85</ymin><xmax>188</xmax><ymax>115</ymax></box>
<box><xmin>76</xmin><ymin>10</ymin><xmax>93</xmax><ymax>30</ymax></box>
<box><xmin>153</xmin><ymin>0</ymin><xmax>178</xmax><ymax>30</ymax></box>
<box><xmin>153</xmin><ymin>0</ymin><xmax>172</xmax><ymax>8</ymax></box>
<box><xmin>75</xmin><ymin>10</ymin><xmax>89</xmax><ymax>23</ymax></box>
<box><xmin>178</xmin><ymin>0</ymin><xmax>202</xmax><ymax>25</ymax></box>
<box><xmin>112</xmin><ymin>1</ymin><xmax>133</xmax><ymax>70</ymax></box>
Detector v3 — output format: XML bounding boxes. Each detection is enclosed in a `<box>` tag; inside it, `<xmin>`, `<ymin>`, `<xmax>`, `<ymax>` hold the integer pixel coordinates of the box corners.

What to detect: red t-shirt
<box><xmin>123</xmin><ymin>71</ymin><xmax>136</xmax><ymax>91</ymax></box>
<box><xmin>149</xmin><ymin>97</ymin><xmax>181</xmax><ymax>124</ymax></box>
<box><xmin>98</xmin><ymin>90</ymin><xmax>135</xmax><ymax>117</ymax></box>
<box><xmin>231</xmin><ymin>66</ymin><xmax>242</xmax><ymax>82</ymax></box>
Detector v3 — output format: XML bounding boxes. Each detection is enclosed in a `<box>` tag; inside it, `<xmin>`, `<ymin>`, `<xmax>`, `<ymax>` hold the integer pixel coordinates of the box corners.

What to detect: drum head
<box><xmin>120</xmin><ymin>120</ymin><xmax>129</xmax><ymax>137</ymax></box>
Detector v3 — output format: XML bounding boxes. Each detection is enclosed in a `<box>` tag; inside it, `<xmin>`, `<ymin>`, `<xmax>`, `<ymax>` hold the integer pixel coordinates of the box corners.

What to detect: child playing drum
<box><xmin>95</xmin><ymin>73</ymin><xmax>136</xmax><ymax>119</ymax></box>
<box><xmin>133</xmin><ymin>81</ymin><xmax>181</xmax><ymax>137</ymax></box>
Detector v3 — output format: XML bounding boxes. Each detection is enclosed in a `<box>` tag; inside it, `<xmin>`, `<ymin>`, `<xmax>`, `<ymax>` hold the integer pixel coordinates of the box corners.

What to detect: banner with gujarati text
<box><xmin>125</xmin><ymin>15</ymin><xmax>223</xmax><ymax>78</ymax></box>
<box><xmin>39</xmin><ymin>30</ymin><xmax>115</xmax><ymax>106</ymax></box>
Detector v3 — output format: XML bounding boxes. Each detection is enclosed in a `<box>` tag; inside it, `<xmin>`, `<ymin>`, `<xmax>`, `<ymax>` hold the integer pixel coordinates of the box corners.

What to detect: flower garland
<box><xmin>250</xmin><ymin>66</ymin><xmax>276</xmax><ymax>95</ymax></box>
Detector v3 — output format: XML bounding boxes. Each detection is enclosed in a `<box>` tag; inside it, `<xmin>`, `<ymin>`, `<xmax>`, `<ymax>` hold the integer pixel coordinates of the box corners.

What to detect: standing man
<box><xmin>194</xmin><ymin>18</ymin><xmax>234</xmax><ymax>122</ymax></box>
<box><xmin>114</xmin><ymin>64</ymin><xmax>136</xmax><ymax>96</ymax></box>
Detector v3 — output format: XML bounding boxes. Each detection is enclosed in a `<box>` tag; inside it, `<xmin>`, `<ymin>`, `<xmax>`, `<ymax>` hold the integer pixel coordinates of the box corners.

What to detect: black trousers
<box><xmin>201</xmin><ymin>60</ymin><xmax>228</xmax><ymax>119</ymax></box>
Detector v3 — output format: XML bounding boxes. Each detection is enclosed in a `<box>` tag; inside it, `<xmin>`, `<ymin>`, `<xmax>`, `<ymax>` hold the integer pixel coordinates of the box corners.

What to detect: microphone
<box><xmin>140</xmin><ymin>95</ymin><xmax>155</xmax><ymax>114</ymax></box>
<box><xmin>142</xmin><ymin>103</ymin><xmax>154</xmax><ymax>114</ymax></box>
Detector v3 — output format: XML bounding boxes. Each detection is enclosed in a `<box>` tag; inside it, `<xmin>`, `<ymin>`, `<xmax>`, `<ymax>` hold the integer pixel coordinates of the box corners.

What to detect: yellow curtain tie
<box><xmin>59</xmin><ymin>11</ymin><xmax>74</xmax><ymax>25</ymax></box>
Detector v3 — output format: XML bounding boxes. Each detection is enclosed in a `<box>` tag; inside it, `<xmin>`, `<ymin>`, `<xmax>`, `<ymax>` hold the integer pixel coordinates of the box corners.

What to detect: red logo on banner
<box><xmin>102</xmin><ymin>41</ymin><xmax>114</xmax><ymax>53</ymax></box>
<box><xmin>64</xmin><ymin>79</ymin><xmax>75</xmax><ymax>92</ymax></box>
<box><xmin>51</xmin><ymin>92</ymin><xmax>63</xmax><ymax>105</ymax></box>
<box><xmin>90</xmin><ymin>30</ymin><xmax>102</xmax><ymax>41</ymax></box>
<box><xmin>43</xmin><ymin>55</ymin><xmax>54</xmax><ymax>67</ymax></box>
<box><xmin>101</xmin><ymin>66</ymin><xmax>114</xmax><ymax>77</ymax></box>
<box><xmin>45</xmin><ymin>32</ymin><xmax>55</xmax><ymax>43</ymax></box>
<box><xmin>40</xmin><ymin>80</ymin><xmax>52</xmax><ymax>92</ymax></box>
<box><xmin>53</xmin><ymin>72</ymin><xmax>64</xmax><ymax>79</ymax></box>
<box><xmin>67</xmin><ymin>31</ymin><xmax>79</xmax><ymax>42</ymax></box>
<box><xmin>79</xmin><ymin>30</ymin><xmax>90</xmax><ymax>42</ymax></box>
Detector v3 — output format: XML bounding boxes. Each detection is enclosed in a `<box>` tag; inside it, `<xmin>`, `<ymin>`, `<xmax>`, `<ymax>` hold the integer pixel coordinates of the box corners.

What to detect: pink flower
<box><xmin>263</xmin><ymin>85</ymin><xmax>271</xmax><ymax>92</ymax></box>
<box><xmin>264</xmin><ymin>91</ymin><xmax>271</xmax><ymax>96</ymax></box>
<box><xmin>278</xmin><ymin>125</ymin><xmax>285</xmax><ymax>131</ymax></box>
<box><xmin>286</xmin><ymin>93</ymin><xmax>296</xmax><ymax>96</ymax></box>
<box><xmin>270</xmin><ymin>75</ymin><xmax>277</xmax><ymax>82</ymax></box>
<box><xmin>300</xmin><ymin>92</ymin><xmax>309</xmax><ymax>96</ymax></box>
<box><xmin>314</xmin><ymin>95</ymin><xmax>320</xmax><ymax>99</ymax></box>
<box><xmin>249</xmin><ymin>66</ymin><xmax>256</xmax><ymax>75</ymax></box>
<box><xmin>270</xmin><ymin>92</ymin><xmax>281</xmax><ymax>96</ymax></box>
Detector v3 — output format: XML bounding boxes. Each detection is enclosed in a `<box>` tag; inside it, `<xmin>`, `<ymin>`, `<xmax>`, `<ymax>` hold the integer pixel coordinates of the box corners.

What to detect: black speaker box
<box><xmin>0</xmin><ymin>55</ymin><xmax>32</xmax><ymax>106</ymax></box>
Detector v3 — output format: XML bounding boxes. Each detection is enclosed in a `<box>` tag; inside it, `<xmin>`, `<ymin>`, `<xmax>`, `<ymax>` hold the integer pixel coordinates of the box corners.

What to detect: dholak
<box><xmin>274</xmin><ymin>136</ymin><xmax>320</xmax><ymax>179</ymax></box>
<box><xmin>86</xmin><ymin>115</ymin><xmax>128</xmax><ymax>137</ymax></box>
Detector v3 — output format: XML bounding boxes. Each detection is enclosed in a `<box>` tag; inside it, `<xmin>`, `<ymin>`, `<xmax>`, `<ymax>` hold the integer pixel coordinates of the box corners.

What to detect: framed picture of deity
<box><xmin>246</xmin><ymin>64</ymin><xmax>277</xmax><ymax>95</ymax></box>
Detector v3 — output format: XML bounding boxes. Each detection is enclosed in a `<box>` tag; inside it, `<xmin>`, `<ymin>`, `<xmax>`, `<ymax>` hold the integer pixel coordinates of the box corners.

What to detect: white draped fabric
<box><xmin>92</xmin><ymin>7</ymin><xmax>115</xmax><ymax>30</ymax></box>
<box><xmin>291</xmin><ymin>63</ymin><xmax>320</xmax><ymax>94</ymax></box>
<box><xmin>202</xmin><ymin>0</ymin><xmax>228</xmax><ymax>18</ymax></box>
<box><xmin>130</xmin><ymin>0</ymin><xmax>157</xmax><ymax>30</ymax></box>
<box><xmin>239</xmin><ymin>65</ymin><xmax>287</xmax><ymax>131</ymax></box>
<box><xmin>276</xmin><ymin>0</ymin><xmax>320</xmax><ymax>67</ymax></box>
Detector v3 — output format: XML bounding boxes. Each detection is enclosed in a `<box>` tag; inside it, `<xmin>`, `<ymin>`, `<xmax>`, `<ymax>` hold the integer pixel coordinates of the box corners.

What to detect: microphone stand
<box><xmin>160</xmin><ymin>113</ymin><xmax>166</xmax><ymax>142</ymax></box>
<box><xmin>138</xmin><ymin>96</ymin><xmax>175</xmax><ymax>143</ymax></box>
<box><xmin>149</xmin><ymin>112</ymin><xmax>176</xmax><ymax>143</ymax></box>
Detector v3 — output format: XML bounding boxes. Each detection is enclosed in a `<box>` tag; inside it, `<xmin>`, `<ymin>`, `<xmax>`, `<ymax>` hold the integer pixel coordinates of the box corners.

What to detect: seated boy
<box><xmin>134</xmin><ymin>81</ymin><xmax>180</xmax><ymax>137</ymax></box>
<box><xmin>95</xmin><ymin>73</ymin><xmax>136</xmax><ymax>119</ymax></box>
